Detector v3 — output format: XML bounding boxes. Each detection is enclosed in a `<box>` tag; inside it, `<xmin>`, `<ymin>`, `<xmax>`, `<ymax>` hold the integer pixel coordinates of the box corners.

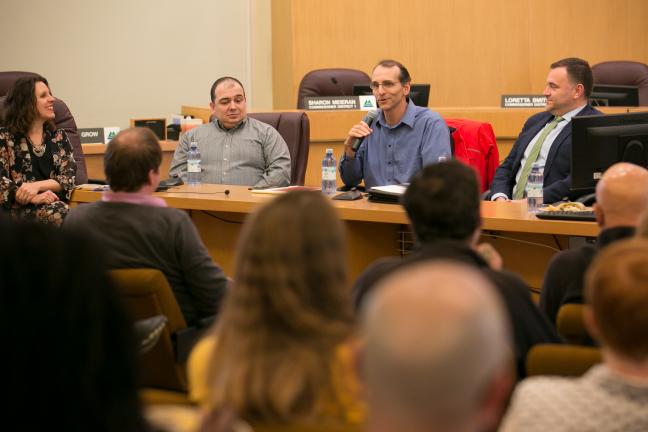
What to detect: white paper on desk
<box><xmin>368</xmin><ymin>185</ymin><xmax>407</xmax><ymax>196</ymax></box>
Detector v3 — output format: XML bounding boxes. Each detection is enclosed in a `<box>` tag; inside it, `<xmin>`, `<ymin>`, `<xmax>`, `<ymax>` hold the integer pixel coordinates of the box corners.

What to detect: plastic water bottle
<box><xmin>321</xmin><ymin>149</ymin><xmax>337</xmax><ymax>195</ymax></box>
<box><xmin>527</xmin><ymin>162</ymin><xmax>544</xmax><ymax>213</ymax></box>
<box><xmin>187</xmin><ymin>141</ymin><xmax>202</xmax><ymax>186</ymax></box>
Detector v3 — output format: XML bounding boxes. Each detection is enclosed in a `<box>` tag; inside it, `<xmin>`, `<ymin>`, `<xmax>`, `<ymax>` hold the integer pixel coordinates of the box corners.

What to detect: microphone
<box><xmin>351</xmin><ymin>110</ymin><xmax>378</xmax><ymax>152</ymax></box>
<box><xmin>331</xmin><ymin>77</ymin><xmax>346</xmax><ymax>96</ymax></box>
<box><xmin>224</xmin><ymin>189</ymin><xmax>230</xmax><ymax>196</ymax></box>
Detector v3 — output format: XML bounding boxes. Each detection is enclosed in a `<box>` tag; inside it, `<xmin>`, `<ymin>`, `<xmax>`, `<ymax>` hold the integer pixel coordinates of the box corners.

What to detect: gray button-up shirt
<box><xmin>169</xmin><ymin>117</ymin><xmax>291</xmax><ymax>188</ymax></box>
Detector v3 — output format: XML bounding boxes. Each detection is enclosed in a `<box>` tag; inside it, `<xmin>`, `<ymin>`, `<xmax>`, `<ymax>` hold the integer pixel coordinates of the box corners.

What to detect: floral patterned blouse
<box><xmin>0</xmin><ymin>126</ymin><xmax>76</xmax><ymax>210</ymax></box>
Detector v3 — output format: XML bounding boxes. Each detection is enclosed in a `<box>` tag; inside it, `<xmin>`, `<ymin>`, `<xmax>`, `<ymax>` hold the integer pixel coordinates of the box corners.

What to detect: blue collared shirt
<box><xmin>339</xmin><ymin>100</ymin><xmax>451</xmax><ymax>188</ymax></box>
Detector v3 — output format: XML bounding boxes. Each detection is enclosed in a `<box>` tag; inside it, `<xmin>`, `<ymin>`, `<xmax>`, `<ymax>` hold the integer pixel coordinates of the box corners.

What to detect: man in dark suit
<box><xmin>489</xmin><ymin>58</ymin><xmax>602</xmax><ymax>203</ymax></box>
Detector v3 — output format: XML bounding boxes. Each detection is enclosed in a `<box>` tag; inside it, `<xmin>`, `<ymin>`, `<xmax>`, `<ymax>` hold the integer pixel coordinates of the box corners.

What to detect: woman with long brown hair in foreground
<box><xmin>189</xmin><ymin>191</ymin><xmax>363</xmax><ymax>430</ymax></box>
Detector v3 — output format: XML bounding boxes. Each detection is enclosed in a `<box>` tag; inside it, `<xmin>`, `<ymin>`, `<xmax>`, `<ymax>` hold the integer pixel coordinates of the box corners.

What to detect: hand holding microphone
<box><xmin>345</xmin><ymin>110</ymin><xmax>378</xmax><ymax>157</ymax></box>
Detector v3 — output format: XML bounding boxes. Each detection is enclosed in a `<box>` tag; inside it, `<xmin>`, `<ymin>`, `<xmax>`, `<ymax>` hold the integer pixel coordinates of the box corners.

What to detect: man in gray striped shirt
<box><xmin>170</xmin><ymin>77</ymin><xmax>291</xmax><ymax>188</ymax></box>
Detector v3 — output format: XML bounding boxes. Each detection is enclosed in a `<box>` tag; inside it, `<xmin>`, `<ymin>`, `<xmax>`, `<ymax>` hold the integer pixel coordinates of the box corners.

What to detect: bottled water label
<box><xmin>527</xmin><ymin>185</ymin><xmax>542</xmax><ymax>198</ymax></box>
<box><xmin>322</xmin><ymin>166</ymin><xmax>336</xmax><ymax>181</ymax></box>
<box><xmin>187</xmin><ymin>160</ymin><xmax>201</xmax><ymax>173</ymax></box>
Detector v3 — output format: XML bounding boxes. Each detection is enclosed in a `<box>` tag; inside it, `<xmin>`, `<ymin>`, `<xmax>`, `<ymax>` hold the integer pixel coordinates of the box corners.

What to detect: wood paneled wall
<box><xmin>272</xmin><ymin>0</ymin><xmax>648</xmax><ymax>109</ymax></box>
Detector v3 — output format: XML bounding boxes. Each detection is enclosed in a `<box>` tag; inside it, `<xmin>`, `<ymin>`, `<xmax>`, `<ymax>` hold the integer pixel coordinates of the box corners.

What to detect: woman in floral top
<box><xmin>0</xmin><ymin>75</ymin><xmax>76</xmax><ymax>226</ymax></box>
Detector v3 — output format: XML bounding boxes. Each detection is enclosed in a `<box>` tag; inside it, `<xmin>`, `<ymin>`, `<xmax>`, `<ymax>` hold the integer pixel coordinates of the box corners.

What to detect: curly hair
<box><xmin>3</xmin><ymin>75</ymin><xmax>56</xmax><ymax>136</ymax></box>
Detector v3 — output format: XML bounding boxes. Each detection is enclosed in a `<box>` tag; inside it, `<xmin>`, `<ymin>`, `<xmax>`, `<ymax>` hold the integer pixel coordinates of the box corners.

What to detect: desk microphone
<box><xmin>351</xmin><ymin>110</ymin><xmax>378</xmax><ymax>152</ymax></box>
<box><xmin>331</xmin><ymin>77</ymin><xmax>346</xmax><ymax>96</ymax></box>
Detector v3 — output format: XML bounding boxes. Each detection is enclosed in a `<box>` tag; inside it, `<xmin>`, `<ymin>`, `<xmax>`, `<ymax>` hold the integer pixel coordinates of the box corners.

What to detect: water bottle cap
<box><xmin>190</xmin><ymin>141</ymin><xmax>198</xmax><ymax>149</ymax></box>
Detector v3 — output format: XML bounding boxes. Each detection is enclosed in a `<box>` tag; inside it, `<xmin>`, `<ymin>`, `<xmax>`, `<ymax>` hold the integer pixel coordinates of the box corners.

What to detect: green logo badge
<box><xmin>363</xmin><ymin>99</ymin><xmax>374</xmax><ymax>108</ymax></box>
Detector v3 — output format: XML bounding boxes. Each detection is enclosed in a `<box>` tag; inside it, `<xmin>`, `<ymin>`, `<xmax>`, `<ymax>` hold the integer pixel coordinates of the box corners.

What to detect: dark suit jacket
<box><xmin>539</xmin><ymin>226</ymin><xmax>635</xmax><ymax>326</ymax></box>
<box><xmin>488</xmin><ymin>105</ymin><xmax>602</xmax><ymax>203</ymax></box>
<box><xmin>352</xmin><ymin>240</ymin><xmax>562</xmax><ymax>378</ymax></box>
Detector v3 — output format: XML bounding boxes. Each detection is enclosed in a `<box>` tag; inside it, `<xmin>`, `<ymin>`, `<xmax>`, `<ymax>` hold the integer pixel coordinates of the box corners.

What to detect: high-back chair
<box><xmin>526</xmin><ymin>343</ymin><xmax>602</xmax><ymax>377</ymax></box>
<box><xmin>109</xmin><ymin>268</ymin><xmax>191</xmax><ymax>394</ymax></box>
<box><xmin>0</xmin><ymin>71</ymin><xmax>88</xmax><ymax>184</ymax></box>
<box><xmin>248</xmin><ymin>112</ymin><xmax>310</xmax><ymax>185</ymax></box>
<box><xmin>297</xmin><ymin>68</ymin><xmax>371</xmax><ymax>109</ymax></box>
<box><xmin>556</xmin><ymin>303</ymin><xmax>592</xmax><ymax>345</ymax></box>
<box><xmin>592</xmin><ymin>61</ymin><xmax>648</xmax><ymax>106</ymax></box>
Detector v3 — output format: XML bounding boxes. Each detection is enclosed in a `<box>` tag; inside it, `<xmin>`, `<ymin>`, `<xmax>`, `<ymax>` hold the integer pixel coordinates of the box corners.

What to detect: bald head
<box><xmin>104</xmin><ymin>127</ymin><xmax>162</xmax><ymax>192</ymax></box>
<box><xmin>595</xmin><ymin>163</ymin><xmax>648</xmax><ymax>228</ymax></box>
<box><xmin>362</xmin><ymin>261</ymin><xmax>512</xmax><ymax>432</ymax></box>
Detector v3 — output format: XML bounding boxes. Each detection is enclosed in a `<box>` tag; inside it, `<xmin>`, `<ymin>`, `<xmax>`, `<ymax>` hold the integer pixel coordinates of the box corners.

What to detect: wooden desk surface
<box><xmin>71</xmin><ymin>184</ymin><xmax>598</xmax><ymax>237</ymax></box>
<box><xmin>70</xmin><ymin>185</ymin><xmax>598</xmax><ymax>289</ymax></box>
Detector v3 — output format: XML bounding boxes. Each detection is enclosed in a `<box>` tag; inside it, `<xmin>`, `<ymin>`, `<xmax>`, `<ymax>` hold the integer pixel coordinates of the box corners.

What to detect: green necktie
<box><xmin>513</xmin><ymin>116</ymin><xmax>564</xmax><ymax>199</ymax></box>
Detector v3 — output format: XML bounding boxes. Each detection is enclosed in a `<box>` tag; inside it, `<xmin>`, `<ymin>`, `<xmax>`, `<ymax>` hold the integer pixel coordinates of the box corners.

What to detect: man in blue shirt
<box><xmin>339</xmin><ymin>59</ymin><xmax>451</xmax><ymax>188</ymax></box>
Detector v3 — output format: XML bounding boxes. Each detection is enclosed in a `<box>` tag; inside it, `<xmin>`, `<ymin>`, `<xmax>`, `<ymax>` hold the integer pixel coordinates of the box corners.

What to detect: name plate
<box><xmin>304</xmin><ymin>95</ymin><xmax>377</xmax><ymax>111</ymax></box>
<box><xmin>501</xmin><ymin>95</ymin><xmax>547</xmax><ymax>108</ymax></box>
<box><xmin>131</xmin><ymin>118</ymin><xmax>166</xmax><ymax>140</ymax></box>
<box><xmin>79</xmin><ymin>127</ymin><xmax>121</xmax><ymax>144</ymax></box>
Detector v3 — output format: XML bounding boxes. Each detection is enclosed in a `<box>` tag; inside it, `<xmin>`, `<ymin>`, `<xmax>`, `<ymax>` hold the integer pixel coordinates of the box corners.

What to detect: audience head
<box><xmin>210</xmin><ymin>76</ymin><xmax>247</xmax><ymax>129</ymax></box>
<box><xmin>362</xmin><ymin>260</ymin><xmax>512</xmax><ymax>432</ymax></box>
<box><xmin>3</xmin><ymin>74</ymin><xmax>56</xmax><ymax>136</ymax></box>
<box><xmin>104</xmin><ymin>127</ymin><xmax>162</xmax><ymax>193</ymax></box>
<box><xmin>208</xmin><ymin>191</ymin><xmax>354</xmax><ymax>422</ymax></box>
<box><xmin>545</xmin><ymin>57</ymin><xmax>592</xmax><ymax>116</ymax></box>
<box><xmin>637</xmin><ymin>208</ymin><xmax>648</xmax><ymax>238</ymax></box>
<box><xmin>585</xmin><ymin>238</ymin><xmax>648</xmax><ymax>364</ymax></box>
<box><xmin>594</xmin><ymin>162</ymin><xmax>648</xmax><ymax>228</ymax></box>
<box><xmin>403</xmin><ymin>160</ymin><xmax>482</xmax><ymax>245</ymax></box>
<box><xmin>0</xmin><ymin>219</ymin><xmax>146</xmax><ymax>431</ymax></box>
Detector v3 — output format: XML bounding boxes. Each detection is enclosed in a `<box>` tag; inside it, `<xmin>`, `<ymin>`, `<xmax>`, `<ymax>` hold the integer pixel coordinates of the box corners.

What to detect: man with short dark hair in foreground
<box><xmin>353</xmin><ymin>160</ymin><xmax>560</xmax><ymax>377</ymax></box>
<box><xmin>362</xmin><ymin>261</ymin><xmax>513</xmax><ymax>432</ymax></box>
<box><xmin>501</xmin><ymin>239</ymin><xmax>648</xmax><ymax>431</ymax></box>
<box><xmin>64</xmin><ymin>127</ymin><xmax>227</xmax><ymax>325</ymax></box>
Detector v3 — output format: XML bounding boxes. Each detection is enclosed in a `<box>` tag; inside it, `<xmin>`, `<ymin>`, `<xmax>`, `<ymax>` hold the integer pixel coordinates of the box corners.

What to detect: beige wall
<box><xmin>0</xmin><ymin>0</ymin><xmax>273</xmax><ymax>129</ymax></box>
<box><xmin>273</xmin><ymin>0</ymin><xmax>648</xmax><ymax>109</ymax></box>
<box><xmin>250</xmin><ymin>0</ymin><xmax>274</xmax><ymax>110</ymax></box>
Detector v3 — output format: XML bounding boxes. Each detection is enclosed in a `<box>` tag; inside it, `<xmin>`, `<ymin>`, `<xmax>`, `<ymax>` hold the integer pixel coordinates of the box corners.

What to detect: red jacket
<box><xmin>445</xmin><ymin>118</ymin><xmax>499</xmax><ymax>192</ymax></box>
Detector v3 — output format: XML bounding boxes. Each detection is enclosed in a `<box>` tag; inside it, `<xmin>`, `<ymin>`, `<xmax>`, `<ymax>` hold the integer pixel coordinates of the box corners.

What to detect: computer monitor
<box><xmin>352</xmin><ymin>84</ymin><xmax>431</xmax><ymax>107</ymax></box>
<box><xmin>571</xmin><ymin>111</ymin><xmax>648</xmax><ymax>194</ymax></box>
<box><xmin>590</xmin><ymin>84</ymin><xmax>639</xmax><ymax>107</ymax></box>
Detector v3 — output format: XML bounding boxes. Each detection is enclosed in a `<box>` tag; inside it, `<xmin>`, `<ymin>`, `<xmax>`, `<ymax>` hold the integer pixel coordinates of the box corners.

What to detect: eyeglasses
<box><xmin>370</xmin><ymin>80</ymin><xmax>401</xmax><ymax>90</ymax></box>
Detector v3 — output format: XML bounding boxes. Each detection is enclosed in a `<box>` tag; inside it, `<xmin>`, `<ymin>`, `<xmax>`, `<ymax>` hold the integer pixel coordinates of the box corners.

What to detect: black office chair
<box><xmin>592</xmin><ymin>61</ymin><xmax>648</xmax><ymax>106</ymax></box>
